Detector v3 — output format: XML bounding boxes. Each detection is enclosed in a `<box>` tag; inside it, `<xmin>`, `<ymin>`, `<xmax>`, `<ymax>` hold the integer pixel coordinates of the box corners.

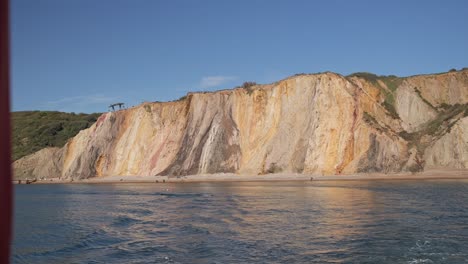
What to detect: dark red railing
<box><xmin>0</xmin><ymin>0</ymin><xmax>12</xmax><ymax>262</ymax></box>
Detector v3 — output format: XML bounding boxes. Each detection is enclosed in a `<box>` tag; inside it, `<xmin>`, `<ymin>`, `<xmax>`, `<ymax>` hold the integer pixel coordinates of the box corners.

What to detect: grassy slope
<box><xmin>12</xmin><ymin>111</ymin><xmax>101</xmax><ymax>161</ymax></box>
<box><xmin>350</xmin><ymin>71</ymin><xmax>468</xmax><ymax>171</ymax></box>
<box><xmin>347</xmin><ymin>72</ymin><xmax>402</xmax><ymax>119</ymax></box>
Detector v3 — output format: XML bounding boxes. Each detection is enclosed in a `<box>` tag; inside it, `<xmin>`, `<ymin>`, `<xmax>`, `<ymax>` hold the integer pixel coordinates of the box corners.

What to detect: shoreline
<box><xmin>14</xmin><ymin>169</ymin><xmax>468</xmax><ymax>184</ymax></box>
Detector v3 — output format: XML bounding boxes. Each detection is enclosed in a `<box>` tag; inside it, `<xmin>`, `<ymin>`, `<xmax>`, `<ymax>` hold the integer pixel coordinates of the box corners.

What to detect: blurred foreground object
<box><xmin>0</xmin><ymin>0</ymin><xmax>13</xmax><ymax>263</ymax></box>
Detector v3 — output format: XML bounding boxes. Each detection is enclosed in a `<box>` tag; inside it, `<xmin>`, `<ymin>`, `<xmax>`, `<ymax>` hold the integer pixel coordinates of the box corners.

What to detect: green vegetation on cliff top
<box><xmin>12</xmin><ymin>111</ymin><xmax>101</xmax><ymax>161</ymax></box>
<box><xmin>347</xmin><ymin>72</ymin><xmax>402</xmax><ymax>119</ymax></box>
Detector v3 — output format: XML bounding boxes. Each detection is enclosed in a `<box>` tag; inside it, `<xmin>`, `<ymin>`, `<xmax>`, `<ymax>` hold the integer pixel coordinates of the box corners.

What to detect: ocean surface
<box><xmin>13</xmin><ymin>180</ymin><xmax>468</xmax><ymax>264</ymax></box>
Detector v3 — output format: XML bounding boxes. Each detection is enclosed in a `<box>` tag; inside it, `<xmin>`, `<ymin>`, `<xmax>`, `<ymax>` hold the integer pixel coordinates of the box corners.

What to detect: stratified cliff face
<box><xmin>424</xmin><ymin>117</ymin><xmax>468</xmax><ymax>169</ymax></box>
<box><xmin>13</xmin><ymin>147</ymin><xmax>63</xmax><ymax>179</ymax></box>
<box><xmin>13</xmin><ymin>70</ymin><xmax>468</xmax><ymax>180</ymax></box>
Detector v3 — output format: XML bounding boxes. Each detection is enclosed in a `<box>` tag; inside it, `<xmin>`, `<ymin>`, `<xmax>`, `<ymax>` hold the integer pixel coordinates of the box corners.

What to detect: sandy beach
<box><xmin>22</xmin><ymin>169</ymin><xmax>468</xmax><ymax>184</ymax></box>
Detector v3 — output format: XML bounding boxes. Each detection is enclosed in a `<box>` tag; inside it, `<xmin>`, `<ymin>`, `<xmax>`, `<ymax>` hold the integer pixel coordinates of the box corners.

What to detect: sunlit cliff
<box><xmin>14</xmin><ymin>69</ymin><xmax>468</xmax><ymax>179</ymax></box>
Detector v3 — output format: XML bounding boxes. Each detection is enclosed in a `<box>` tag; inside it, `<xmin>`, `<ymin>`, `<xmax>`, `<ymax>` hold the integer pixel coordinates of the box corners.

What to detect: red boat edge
<box><xmin>1</xmin><ymin>0</ymin><xmax>13</xmax><ymax>263</ymax></box>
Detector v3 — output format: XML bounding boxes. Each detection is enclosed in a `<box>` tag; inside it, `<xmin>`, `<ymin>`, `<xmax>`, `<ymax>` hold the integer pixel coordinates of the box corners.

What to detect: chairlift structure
<box><xmin>108</xmin><ymin>102</ymin><xmax>125</xmax><ymax>112</ymax></box>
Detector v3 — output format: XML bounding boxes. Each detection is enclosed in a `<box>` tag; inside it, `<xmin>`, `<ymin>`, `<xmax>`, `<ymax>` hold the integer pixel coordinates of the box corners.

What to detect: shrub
<box><xmin>12</xmin><ymin>111</ymin><xmax>102</xmax><ymax>160</ymax></box>
<box><xmin>266</xmin><ymin>162</ymin><xmax>283</xmax><ymax>174</ymax></box>
<box><xmin>347</xmin><ymin>72</ymin><xmax>380</xmax><ymax>84</ymax></box>
<box><xmin>241</xmin><ymin>81</ymin><xmax>257</xmax><ymax>95</ymax></box>
<box><xmin>382</xmin><ymin>100</ymin><xmax>399</xmax><ymax>119</ymax></box>
<box><xmin>438</xmin><ymin>103</ymin><xmax>451</xmax><ymax>110</ymax></box>
<box><xmin>241</xmin><ymin>81</ymin><xmax>256</xmax><ymax>89</ymax></box>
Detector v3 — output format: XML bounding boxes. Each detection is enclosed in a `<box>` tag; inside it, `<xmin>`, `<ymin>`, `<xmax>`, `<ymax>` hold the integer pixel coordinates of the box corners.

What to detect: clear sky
<box><xmin>11</xmin><ymin>0</ymin><xmax>468</xmax><ymax>113</ymax></box>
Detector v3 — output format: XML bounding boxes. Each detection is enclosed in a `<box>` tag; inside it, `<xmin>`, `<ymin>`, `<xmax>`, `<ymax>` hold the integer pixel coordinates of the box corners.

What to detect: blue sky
<box><xmin>11</xmin><ymin>0</ymin><xmax>468</xmax><ymax>113</ymax></box>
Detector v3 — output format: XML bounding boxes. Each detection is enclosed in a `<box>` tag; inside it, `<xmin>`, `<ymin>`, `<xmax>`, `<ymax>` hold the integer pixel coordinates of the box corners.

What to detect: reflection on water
<box><xmin>13</xmin><ymin>180</ymin><xmax>468</xmax><ymax>263</ymax></box>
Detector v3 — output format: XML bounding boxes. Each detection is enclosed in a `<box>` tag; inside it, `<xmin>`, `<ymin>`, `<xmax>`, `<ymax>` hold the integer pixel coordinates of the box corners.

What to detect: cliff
<box><xmin>13</xmin><ymin>69</ymin><xmax>468</xmax><ymax>180</ymax></box>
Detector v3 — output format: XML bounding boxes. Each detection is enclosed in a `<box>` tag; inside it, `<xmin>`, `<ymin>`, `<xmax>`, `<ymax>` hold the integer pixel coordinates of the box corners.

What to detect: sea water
<box><xmin>12</xmin><ymin>180</ymin><xmax>468</xmax><ymax>263</ymax></box>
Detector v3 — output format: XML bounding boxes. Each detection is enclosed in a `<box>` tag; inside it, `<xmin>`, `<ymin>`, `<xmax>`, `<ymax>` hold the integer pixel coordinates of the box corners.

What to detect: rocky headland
<box><xmin>13</xmin><ymin>69</ymin><xmax>468</xmax><ymax>181</ymax></box>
